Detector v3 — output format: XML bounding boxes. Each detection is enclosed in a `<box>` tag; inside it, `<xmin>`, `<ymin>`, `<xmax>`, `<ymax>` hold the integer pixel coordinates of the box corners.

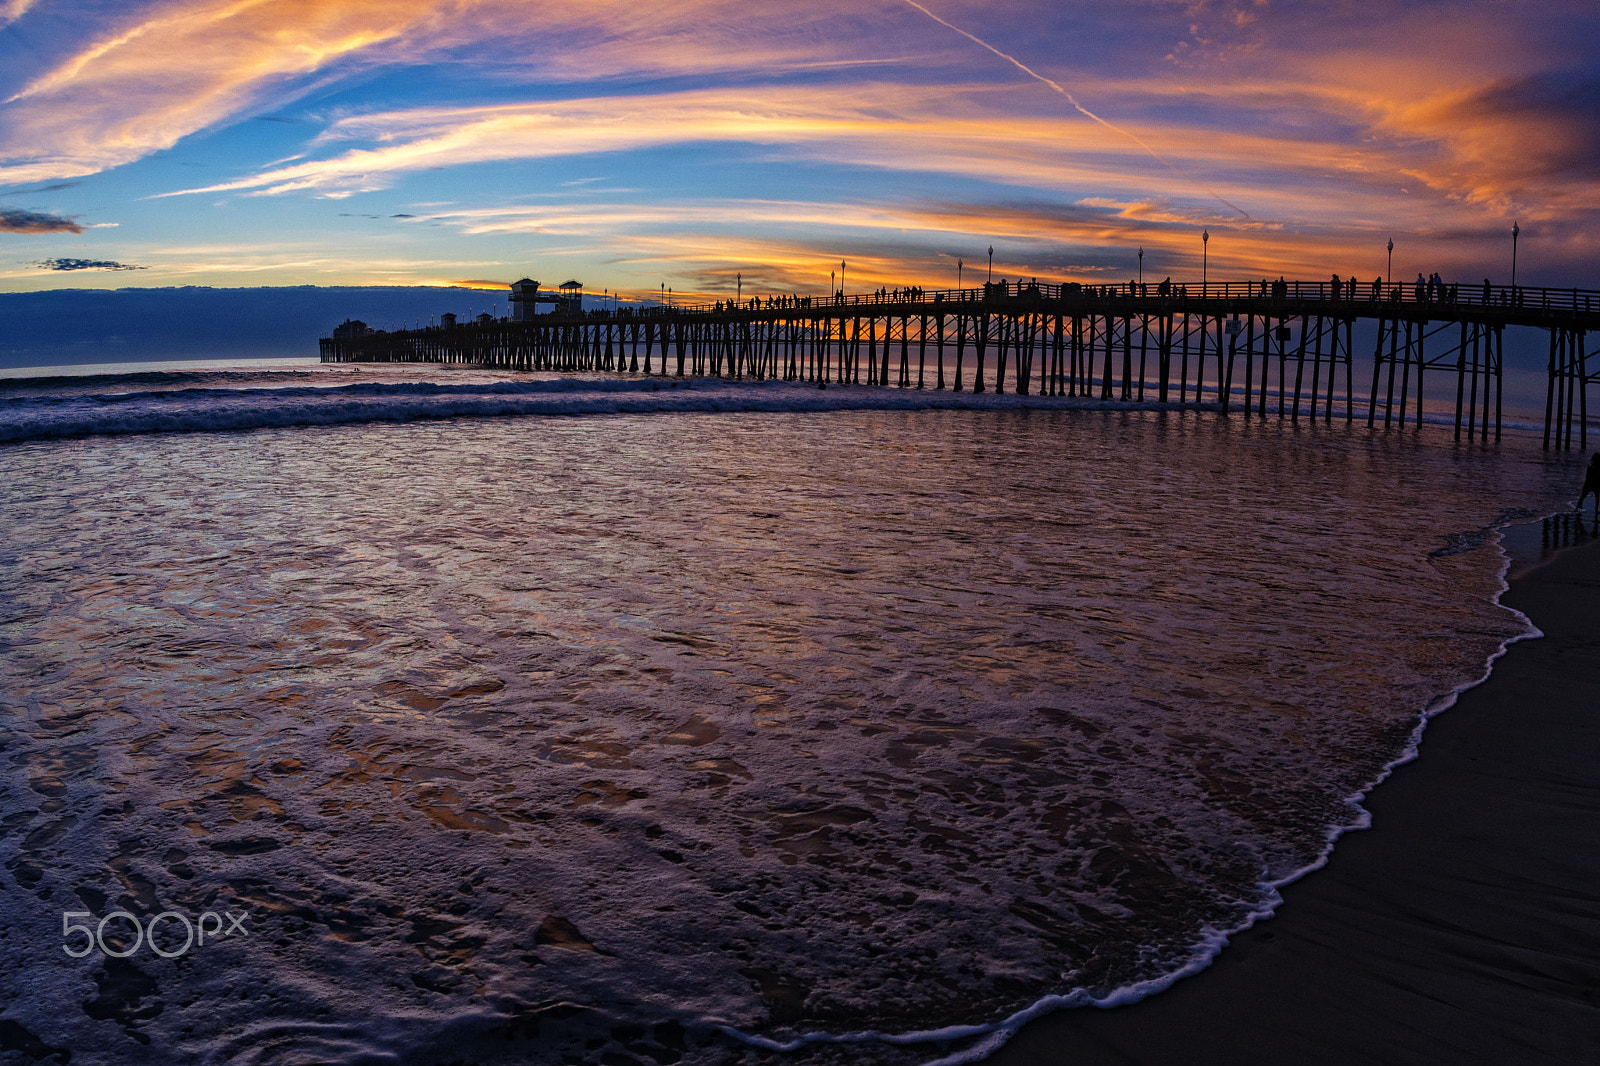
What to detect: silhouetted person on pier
<box><xmin>1372</xmin><ymin>277</ymin><xmax>1382</xmax><ymax>300</ymax></box>
<box><xmin>1579</xmin><ymin>454</ymin><xmax>1600</xmax><ymax>519</ymax></box>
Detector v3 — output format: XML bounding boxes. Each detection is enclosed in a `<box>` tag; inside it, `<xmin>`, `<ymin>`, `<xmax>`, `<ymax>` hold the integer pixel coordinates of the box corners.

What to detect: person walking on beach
<box><xmin>1579</xmin><ymin>453</ymin><xmax>1600</xmax><ymax>519</ymax></box>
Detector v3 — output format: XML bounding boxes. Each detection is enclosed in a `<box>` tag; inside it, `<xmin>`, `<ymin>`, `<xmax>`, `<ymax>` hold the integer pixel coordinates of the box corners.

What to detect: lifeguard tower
<box><xmin>556</xmin><ymin>281</ymin><xmax>584</xmax><ymax>315</ymax></box>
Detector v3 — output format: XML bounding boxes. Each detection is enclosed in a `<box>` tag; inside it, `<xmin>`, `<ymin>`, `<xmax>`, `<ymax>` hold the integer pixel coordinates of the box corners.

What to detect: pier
<box><xmin>321</xmin><ymin>279</ymin><xmax>1600</xmax><ymax>449</ymax></box>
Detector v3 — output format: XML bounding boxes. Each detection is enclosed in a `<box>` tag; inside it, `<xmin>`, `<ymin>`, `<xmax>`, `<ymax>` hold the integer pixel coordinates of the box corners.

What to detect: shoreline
<box><xmin>986</xmin><ymin>531</ymin><xmax>1600</xmax><ymax>1064</ymax></box>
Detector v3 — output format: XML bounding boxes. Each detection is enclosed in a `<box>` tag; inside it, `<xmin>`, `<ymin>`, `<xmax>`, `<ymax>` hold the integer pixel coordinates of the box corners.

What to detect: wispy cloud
<box><xmin>150</xmin><ymin>81</ymin><xmax>1333</xmax><ymax>213</ymax></box>
<box><xmin>7</xmin><ymin>181</ymin><xmax>83</xmax><ymax>195</ymax></box>
<box><xmin>0</xmin><ymin>0</ymin><xmax>462</xmax><ymax>184</ymax></box>
<box><xmin>140</xmin><ymin>71</ymin><xmax>1559</xmax><ymax>269</ymax></box>
<box><xmin>0</xmin><ymin>0</ymin><xmax>908</xmax><ymax>186</ymax></box>
<box><xmin>401</xmin><ymin>193</ymin><xmax>1425</xmax><ymax>294</ymax></box>
<box><xmin>0</xmin><ymin>0</ymin><xmax>39</xmax><ymax>27</ymax></box>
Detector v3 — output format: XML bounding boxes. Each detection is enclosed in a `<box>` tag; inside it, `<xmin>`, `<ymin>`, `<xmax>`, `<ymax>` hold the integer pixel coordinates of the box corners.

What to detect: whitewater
<box><xmin>0</xmin><ymin>363</ymin><xmax>1584</xmax><ymax>1065</ymax></box>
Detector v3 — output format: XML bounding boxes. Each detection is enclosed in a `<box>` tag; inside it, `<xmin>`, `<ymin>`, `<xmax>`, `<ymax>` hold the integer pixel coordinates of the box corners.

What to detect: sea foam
<box><xmin>0</xmin><ymin>366</ymin><xmax>1581</xmax><ymax>1065</ymax></box>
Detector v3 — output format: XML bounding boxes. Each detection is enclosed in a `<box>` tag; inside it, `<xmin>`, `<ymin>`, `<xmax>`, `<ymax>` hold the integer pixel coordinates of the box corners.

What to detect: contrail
<box><xmin>898</xmin><ymin>0</ymin><xmax>1253</xmax><ymax>220</ymax></box>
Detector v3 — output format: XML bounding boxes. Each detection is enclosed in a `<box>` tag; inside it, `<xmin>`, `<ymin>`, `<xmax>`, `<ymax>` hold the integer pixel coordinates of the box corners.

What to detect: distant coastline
<box><xmin>0</xmin><ymin>285</ymin><xmax>512</xmax><ymax>369</ymax></box>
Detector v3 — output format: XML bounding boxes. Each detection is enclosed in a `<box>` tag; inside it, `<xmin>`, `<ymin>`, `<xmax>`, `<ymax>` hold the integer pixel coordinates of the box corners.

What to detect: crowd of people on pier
<box><xmin>648</xmin><ymin>270</ymin><xmax>1592</xmax><ymax>317</ymax></box>
<box><xmin>687</xmin><ymin>273</ymin><xmax>1561</xmax><ymax>312</ymax></box>
<box><xmin>382</xmin><ymin>273</ymin><xmax>1585</xmax><ymax>335</ymax></box>
<box><xmin>693</xmin><ymin>274</ymin><xmax>1519</xmax><ymax>310</ymax></box>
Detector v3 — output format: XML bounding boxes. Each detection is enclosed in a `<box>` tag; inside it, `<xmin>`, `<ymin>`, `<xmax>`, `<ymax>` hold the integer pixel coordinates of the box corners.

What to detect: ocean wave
<box><xmin>0</xmin><ymin>368</ymin><xmax>329</xmax><ymax>392</ymax></box>
<box><xmin>0</xmin><ymin>377</ymin><xmax>1195</xmax><ymax>445</ymax></box>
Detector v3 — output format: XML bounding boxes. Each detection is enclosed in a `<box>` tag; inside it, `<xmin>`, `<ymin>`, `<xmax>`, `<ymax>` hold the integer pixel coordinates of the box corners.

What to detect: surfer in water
<box><xmin>1579</xmin><ymin>453</ymin><xmax>1600</xmax><ymax>519</ymax></box>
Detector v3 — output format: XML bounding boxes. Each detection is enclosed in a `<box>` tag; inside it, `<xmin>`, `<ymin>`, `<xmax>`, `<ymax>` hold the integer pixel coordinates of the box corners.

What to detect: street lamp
<box><xmin>840</xmin><ymin>259</ymin><xmax>846</xmax><ymax>296</ymax></box>
<box><xmin>1511</xmin><ymin>222</ymin><xmax>1520</xmax><ymax>288</ymax></box>
<box><xmin>1201</xmin><ymin>230</ymin><xmax>1209</xmax><ymax>297</ymax></box>
<box><xmin>737</xmin><ymin>272</ymin><xmax>742</xmax><ymax>305</ymax></box>
<box><xmin>831</xmin><ymin>269</ymin><xmax>836</xmax><ymax>297</ymax></box>
<box><xmin>1138</xmin><ymin>247</ymin><xmax>1144</xmax><ymax>287</ymax></box>
<box><xmin>1386</xmin><ymin>238</ymin><xmax>1393</xmax><ymax>287</ymax></box>
<box><xmin>987</xmin><ymin>246</ymin><xmax>994</xmax><ymax>283</ymax></box>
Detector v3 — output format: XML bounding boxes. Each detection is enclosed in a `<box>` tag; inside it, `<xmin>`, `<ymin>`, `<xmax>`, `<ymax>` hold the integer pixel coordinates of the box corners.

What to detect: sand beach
<box><xmin>991</xmin><ymin>532</ymin><xmax>1600</xmax><ymax>1065</ymax></box>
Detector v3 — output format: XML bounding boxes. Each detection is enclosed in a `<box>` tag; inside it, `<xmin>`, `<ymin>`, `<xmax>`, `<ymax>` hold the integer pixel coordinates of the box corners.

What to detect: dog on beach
<box><xmin>1580</xmin><ymin>453</ymin><xmax>1600</xmax><ymax>518</ymax></box>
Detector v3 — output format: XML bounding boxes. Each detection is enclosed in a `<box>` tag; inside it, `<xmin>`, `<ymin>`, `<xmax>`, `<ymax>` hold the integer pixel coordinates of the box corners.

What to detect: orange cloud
<box><xmin>151</xmin><ymin>81</ymin><xmax>1350</xmax><ymax>218</ymax></box>
<box><xmin>0</xmin><ymin>0</ymin><xmax>911</xmax><ymax>185</ymax></box>
<box><xmin>6</xmin><ymin>0</ymin><xmax>1597</xmax><ymax>290</ymax></box>
<box><xmin>0</xmin><ymin>0</ymin><xmax>39</xmax><ymax>25</ymax></box>
<box><xmin>396</xmin><ymin>193</ymin><xmax>1420</xmax><ymax>297</ymax></box>
<box><xmin>1</xmin><ymin>1</ymin><xmax>454</xmax><ymax>183</ymax></box>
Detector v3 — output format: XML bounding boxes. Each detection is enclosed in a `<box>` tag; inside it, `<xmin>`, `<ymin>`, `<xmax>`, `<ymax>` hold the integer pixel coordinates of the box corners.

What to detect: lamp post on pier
<box><xmin>987</xmin><ymin>246</ymin><xmax>994</xmax><ymax>283</ymax></box>
<box><xmin>1386</xmin><ymin>238</ymin><xmax>1393</xmax><ymax>287</ymax></box>
<box><xmin>1138</xmin><ymin>246</ymin><xmax>1143</xmax><ymax>287</ymax></box>
<box><xmin>1511</xmin><ymin>222</ymin><xmax>1520</xmax><ymax>288</ymax></box>
<box><xmin>958</xmin><ymin>258</ymin><xmax>963</xmax><ymax>289</ymax></box>
<box><xmin>1201</xmin><ymin>230</ymin><xmax>1209</xmax><ymax>297</ymax></box>
<box><xmin>737</xmin><ymin>273</ymin><xmax>742</xmax><ymax>305</ymax></box>
<box><xmin>840</xmin><ymin>260</ymin><xmax>847</xmax><ymax>297</ymax></box>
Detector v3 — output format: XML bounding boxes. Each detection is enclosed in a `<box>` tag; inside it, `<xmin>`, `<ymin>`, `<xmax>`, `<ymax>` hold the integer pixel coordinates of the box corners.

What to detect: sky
<box><xmin>1</xmin><ymin>0</ymin><xmax>1598</xmax><ymax>304</ymax></box>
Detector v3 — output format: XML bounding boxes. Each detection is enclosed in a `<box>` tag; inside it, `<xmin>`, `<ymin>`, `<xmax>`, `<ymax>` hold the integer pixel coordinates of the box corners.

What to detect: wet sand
<box><xmin>989</xmin><ymin>534</ymin><xmax>1600</xmax><ymax>1065</ymax></box>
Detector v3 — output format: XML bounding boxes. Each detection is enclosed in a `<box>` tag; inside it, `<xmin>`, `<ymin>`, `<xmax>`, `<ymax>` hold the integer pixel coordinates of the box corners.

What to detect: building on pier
<box><xmin>511</xmin><ymin>278</ymin><xmax>585</xmax><ymax>320</ymax></box>
<box><xmin>510</xmin><ymin>279</ymin><xmax>544</xmax><ymax>322</ymax></box>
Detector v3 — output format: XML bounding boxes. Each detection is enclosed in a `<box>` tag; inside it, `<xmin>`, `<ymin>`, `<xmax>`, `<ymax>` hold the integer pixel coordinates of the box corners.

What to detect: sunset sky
<box><xmin>2</xmin><ymin>0</ymin><xmax>1597</xmax><ymax>301</ymax></box>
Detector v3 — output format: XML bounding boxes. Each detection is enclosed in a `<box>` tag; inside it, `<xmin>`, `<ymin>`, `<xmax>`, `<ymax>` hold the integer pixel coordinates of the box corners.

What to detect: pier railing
<box><xmin>651</xmin><ymin>279</ymin><xmax>1600</xmax><ymax>322</ymax></box>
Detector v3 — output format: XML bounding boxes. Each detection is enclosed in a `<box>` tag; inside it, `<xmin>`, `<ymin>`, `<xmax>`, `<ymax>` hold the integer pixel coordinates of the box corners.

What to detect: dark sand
<box><xmin>989</xmin><ymin>534</ymin><xmax>1600</xmax><ymax>1065</ymax></box>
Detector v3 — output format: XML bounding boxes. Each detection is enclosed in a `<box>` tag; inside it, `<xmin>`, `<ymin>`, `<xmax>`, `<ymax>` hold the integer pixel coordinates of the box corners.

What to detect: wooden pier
<box><xmin>321</xmin><ymin>279</ymin><xmax>1600</xmax><ymax>448</ymax></box>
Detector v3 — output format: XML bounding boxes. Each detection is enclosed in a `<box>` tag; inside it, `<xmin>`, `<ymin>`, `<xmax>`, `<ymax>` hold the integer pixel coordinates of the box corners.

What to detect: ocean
<box><xmin>0</xmin><ymin>362</ymin><xmax>1587</xmax><ymax>1065</ymax></box>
